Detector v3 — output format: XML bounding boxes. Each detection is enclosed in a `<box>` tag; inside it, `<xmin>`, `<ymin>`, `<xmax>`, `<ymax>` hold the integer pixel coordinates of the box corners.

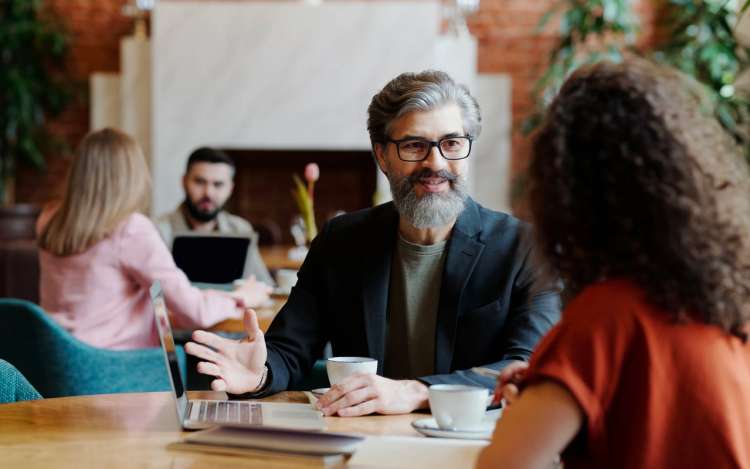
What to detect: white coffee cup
<box><xmin>326</xmin><ymin>357</ymin><xmax>378</xmax><ymax>386</ymax></box>
<box><xmin>428</xmin><ymin>384</ymin><xmax>489</xmax><ymax>431</ymax></box>
<box><xmin>275</xmin><ymin>269</ymin><xmax>298</xmax><ymax>292</ymax></box>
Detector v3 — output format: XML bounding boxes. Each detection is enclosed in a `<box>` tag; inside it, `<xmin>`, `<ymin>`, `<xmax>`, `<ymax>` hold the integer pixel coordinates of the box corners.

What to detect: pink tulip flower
<box><xmin>304</xmin><ymin>163</ymin><xmax>320</xmax><ymax>182</ymax></box>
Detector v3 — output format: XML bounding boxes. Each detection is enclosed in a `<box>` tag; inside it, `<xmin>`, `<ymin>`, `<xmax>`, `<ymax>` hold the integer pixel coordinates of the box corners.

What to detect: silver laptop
<box><xmin>150</xmin><ymin>281</ymin><xmax>325</xmax><ymax>431</ymax></box>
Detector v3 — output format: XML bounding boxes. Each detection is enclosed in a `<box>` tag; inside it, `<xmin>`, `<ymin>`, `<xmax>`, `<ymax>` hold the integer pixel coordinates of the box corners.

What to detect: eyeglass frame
<box><xmin>384</xmin><ymin>135</ymin><xmax>474</xmax><ymax>162</ymax></box>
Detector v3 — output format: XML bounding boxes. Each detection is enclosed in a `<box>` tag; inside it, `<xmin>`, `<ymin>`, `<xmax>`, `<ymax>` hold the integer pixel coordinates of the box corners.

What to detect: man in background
<box><xmin>155</xmin><ymin>147</ymin><xmax>274</xmax><ymax>286</ymax></box>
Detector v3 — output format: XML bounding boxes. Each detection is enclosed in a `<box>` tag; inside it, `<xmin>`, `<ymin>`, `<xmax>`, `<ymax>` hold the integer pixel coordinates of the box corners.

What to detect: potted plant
<box><xmin>0</xmin><ymin>0</ymin><xmax>71</xmax><ymax>239</ymax></box>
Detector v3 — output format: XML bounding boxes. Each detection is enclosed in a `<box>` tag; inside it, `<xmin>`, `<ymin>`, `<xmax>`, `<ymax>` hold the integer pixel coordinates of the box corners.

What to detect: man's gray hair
<box><xmin>366</xmin><ymin>70</ymin><xmax>482</xmax><ymax>149</ymax></box>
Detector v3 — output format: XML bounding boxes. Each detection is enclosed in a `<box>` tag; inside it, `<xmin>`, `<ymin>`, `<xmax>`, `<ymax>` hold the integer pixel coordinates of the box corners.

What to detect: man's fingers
<box><xmin>316</xmin><ymin>374</ymin><xmax>370</xmax><ymax>409</ymax></box>
<box><xmin>243</xmin><ymin>309</ymin><xmax>262</xmax><ymax>341</ymax></box>
<box><xmin>337</xmin><ymin>398</ymin><xmax>378</xmax><ymax>417</ymax></box>
<box><xmin>185</xmin><ymin>341</ymin><xmax>221</xmax><ymax>363</ymax></box>
<box><xmin>192</xmin><ymin>330</ymin><xmax>231</xmax><ymax>353</ymax></box>
<box><xmin>196</xmin><ymin>361</ymin><xmax>222</xmax><ymax>377</ymax></box>
<box><xmin>211</xmin><ymin>379</ymin><xmax>227</xmax><ymax>392</ymax></box>
<box><xmin>320</xmin><ymin>386</ymin><xmax>376</xmax><ymax>416</ymax></box>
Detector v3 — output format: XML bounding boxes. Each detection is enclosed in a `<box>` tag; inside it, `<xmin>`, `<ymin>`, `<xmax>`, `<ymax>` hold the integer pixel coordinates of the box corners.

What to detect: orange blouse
<box><xmin>526</xmin><ymin>279</ymin><xmax>750</xmax><ymax>469</ymax></box>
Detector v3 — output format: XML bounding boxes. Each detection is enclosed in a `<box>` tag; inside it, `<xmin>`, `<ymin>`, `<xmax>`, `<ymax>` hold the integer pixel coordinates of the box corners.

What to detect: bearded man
<box><xmin>155</xmin><ymin>147</ymin><xmax>273</xmax><ymax>285</ymax></box>
<box><xmin>185</xmin><ymin>71</ymin><xmax>561</xmax><ymax>416</ymax></box>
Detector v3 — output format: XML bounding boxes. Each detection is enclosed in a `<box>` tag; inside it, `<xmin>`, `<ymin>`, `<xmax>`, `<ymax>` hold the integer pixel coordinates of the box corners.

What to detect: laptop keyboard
<box><xmin>189</xmin><ymin>401</ymin><xmax>263</xmax><ymax>425</ymax></box>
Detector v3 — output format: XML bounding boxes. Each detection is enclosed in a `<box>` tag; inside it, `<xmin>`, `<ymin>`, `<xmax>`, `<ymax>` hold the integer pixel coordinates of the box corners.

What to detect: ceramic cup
<box><xmin>428</xmin><ymin>384</ymin><xmax>489</xmax><ymax>431</ymax></box>
<box><xmin>326</xmin><ymin>357</ymin><xmax>378</xmax><ymax>386</ymax></box>
<box><xmin>275</xmin><ymin>269</ymin><xmax>298</xmax><ymax>292</ymax></box>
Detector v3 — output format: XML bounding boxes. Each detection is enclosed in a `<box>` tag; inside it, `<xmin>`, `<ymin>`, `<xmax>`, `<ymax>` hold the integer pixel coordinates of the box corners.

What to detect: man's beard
<box><xmin>388</xmin><ymin>168</ymin><xmax>468</xmax><ymax>229</ymax></box>
<box><xmin>184</xmin><ymin>197</ymin><xmax>223</xmax><ymax>223</ymax></box>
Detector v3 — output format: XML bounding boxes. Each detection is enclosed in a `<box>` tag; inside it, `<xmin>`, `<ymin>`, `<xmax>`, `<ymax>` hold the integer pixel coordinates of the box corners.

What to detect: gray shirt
<box><xmin>384</xmin><ymin>234</ymin><xmax>448</xmax><ymax>379</ymax></box>
<box><xmin>154</xmin><ymin>203</ymin><xmax>274</xmax><ymax>286</ymax></box>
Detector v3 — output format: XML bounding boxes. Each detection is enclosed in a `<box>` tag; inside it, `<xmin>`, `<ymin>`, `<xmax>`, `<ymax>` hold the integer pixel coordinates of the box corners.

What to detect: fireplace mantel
<box><xmin>150</xmin><ymin>0</ymin><xmax>488</xmax><ymax>215</ymax></box>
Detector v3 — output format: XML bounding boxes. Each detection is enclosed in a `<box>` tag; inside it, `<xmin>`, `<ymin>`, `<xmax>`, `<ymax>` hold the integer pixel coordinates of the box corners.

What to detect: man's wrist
<box><xmin>405</xmin><ymin>379</ymin><xmax>430</xmax><ymax>410</ymax></box>
<box><xmin>251</xmin><ymin>365</ymin><xmax>269</xmax><ymax>393</ymax></box>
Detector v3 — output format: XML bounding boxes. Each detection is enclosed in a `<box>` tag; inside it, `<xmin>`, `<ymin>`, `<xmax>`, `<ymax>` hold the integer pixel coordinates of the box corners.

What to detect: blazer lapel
<box><xmin>361</xmin><ymin>204</ymin><xmax>399</xmax><ymax>374</ymax></box>
<box><xmin>434</xmin><ymin>198</ymin><xmax>485</xmax><ymax>374</ymax></box>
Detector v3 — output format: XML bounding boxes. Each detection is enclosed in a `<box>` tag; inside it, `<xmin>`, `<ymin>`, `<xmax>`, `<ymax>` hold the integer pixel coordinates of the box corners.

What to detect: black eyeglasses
<box><xmin>386</xmin><ymin>136</ymin><xmax>473</xmax><ymax>162</ymax></box>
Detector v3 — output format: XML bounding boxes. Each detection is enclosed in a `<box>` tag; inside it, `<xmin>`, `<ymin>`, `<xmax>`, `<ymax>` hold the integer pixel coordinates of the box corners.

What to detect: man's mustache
<box><xmin>407</xmin><ymin>169</ymin><xmax>458</xmax><ymax>185</ymax></box>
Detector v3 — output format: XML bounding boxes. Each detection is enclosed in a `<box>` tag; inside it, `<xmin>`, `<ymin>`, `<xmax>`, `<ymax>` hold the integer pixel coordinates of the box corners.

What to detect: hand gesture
<box><xmin>230</xmin><ymin>275</ymin><xmax>273</xmax><ymax>308</ymax></box>
<box><xmin>185</xmin><ymin>309</ymin><xmax>268</xmax><ymax>394</ymax></box>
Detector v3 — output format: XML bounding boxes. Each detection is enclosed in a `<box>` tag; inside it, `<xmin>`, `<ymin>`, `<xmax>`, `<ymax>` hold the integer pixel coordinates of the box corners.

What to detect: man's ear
<box><xmin>181</xmin><ymin>174</ymin><xmax>188</xmax><ymax>190</ymax></box>
<box><xmin>373</xmin><ymin>144</ymin><xmax>388</xmax><ymax>176</ymax></box>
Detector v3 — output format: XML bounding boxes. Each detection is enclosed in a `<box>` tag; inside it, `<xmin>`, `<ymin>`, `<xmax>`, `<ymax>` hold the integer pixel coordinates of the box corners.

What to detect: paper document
<box><xmin>348</xmin><ymin>435</ymin><xmax>489</xmax><ymax>468</ymax></box>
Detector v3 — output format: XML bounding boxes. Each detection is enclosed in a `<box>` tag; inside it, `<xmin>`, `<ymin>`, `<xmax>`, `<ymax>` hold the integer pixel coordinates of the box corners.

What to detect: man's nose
<box><xmin>421</xmin><ymin>145</ymin><xmax>447</xmax><ymax>171</ymax></box>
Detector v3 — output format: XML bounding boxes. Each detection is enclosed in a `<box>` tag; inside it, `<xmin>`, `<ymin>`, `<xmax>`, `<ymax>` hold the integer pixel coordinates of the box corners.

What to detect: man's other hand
<box><xmin>315</xmin><ymin>374</ymin><xmax>429</xmax><ymax>417</ymax></box>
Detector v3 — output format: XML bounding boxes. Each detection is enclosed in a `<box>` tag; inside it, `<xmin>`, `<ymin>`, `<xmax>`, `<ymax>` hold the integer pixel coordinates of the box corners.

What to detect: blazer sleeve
<box><xmin>117</xmin><ymin>215</ymin><xmax>243</xmax><ymax>329</ymax></box>
<box><xmin>260</xmin><ymin>222</ymin><xmax>332</xmax><ymax>395</ymax></box>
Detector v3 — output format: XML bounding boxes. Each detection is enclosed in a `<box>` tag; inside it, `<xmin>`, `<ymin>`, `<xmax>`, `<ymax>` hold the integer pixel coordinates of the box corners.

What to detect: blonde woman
<box><xmin>37</xmin><ymin>128</ymin><xmax>271</xmax><ymax>350</ymax></box>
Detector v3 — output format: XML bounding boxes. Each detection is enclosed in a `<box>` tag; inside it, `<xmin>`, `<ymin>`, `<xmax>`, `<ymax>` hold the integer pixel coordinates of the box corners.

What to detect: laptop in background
<box><xmin>171</xmin><ymin>233</ymin><xmax>252</xmax><ymax>286</ymax></box>
<box><xmin>150</xmin><ymin>281</ymin><xmax>325</xmax><ymax>431</ymax></box>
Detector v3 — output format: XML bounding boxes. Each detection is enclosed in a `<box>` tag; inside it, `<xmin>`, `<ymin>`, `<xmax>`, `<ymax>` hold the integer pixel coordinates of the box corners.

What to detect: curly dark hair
<box><xmin>529</xmin><ymin>58</ymin><xmax>750</xmax><ymax>336</ymax></box>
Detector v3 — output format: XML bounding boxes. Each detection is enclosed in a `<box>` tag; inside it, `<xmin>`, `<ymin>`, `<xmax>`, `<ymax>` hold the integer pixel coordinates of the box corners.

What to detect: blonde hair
<box><xmin>39</xmin><ymin>128</ymin><xmax>151</xmax><ymax>256</ymax></box>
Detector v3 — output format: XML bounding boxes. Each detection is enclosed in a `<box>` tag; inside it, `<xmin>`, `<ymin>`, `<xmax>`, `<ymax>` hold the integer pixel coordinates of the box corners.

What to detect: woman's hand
<box><xmin>230</xmin><ymin>275</ymin><xmax>273</xmax><ymax>308</ymax></box>
<box><xmin>492</xmin><ymin>361</ymin><xmax>529</xmax><ymax>406</ymax></box>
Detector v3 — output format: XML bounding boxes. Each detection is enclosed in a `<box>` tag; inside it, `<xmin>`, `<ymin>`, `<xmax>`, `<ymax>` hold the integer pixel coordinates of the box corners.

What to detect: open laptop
<box><xmin>171</xmin><ymin>233</ymin><xmax>253</xmax><ymax>286</ymax></box>
<box><xmin>150</xmin><ymin>281</ymin><xmax>325</xmax><ymax>431</ymax></box>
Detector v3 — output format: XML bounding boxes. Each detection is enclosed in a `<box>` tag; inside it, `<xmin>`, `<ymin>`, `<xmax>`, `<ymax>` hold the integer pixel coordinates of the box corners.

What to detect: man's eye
<box><xmin>401</xmin><ymin>141</ymin><xmax>427</xmax><ymax>151</ymax></box>
<box><xmin>442</xmin><ymin>139</ymin><xmax>461</xmax><ymax>148</ymax></box>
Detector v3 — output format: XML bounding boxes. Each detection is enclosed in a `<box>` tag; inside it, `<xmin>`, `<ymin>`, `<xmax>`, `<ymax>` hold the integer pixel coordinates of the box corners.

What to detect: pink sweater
<box><xmin>38</xmin><ymin>212</ymin><xmax>242</xmax><ymax>350</ymax></box>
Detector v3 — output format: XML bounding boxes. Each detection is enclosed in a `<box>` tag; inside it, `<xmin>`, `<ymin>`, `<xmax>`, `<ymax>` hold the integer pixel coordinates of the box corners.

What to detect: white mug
<box><xmin>275</xmin><ymin>269</ymin><xmax>298</xmax><ymax>291</ymax></box>
<box><xmin>326</xmin><ymin>357</ymin><xmax>377</xmax><ymax>386</ymax></box>
<box><xmin>428</xmin><ymin>384</ymin><xmax>489</xmax><ymax>431</ymax></box>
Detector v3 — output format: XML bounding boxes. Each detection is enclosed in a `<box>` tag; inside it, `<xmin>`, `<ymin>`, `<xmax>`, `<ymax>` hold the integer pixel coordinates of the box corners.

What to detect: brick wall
<box><xmin>17</xmin><ymin>0</ymin><xmax>660</xmax><ymax>216</ymax></box>
<box><xmin>15</xmin><ymin>0</ymin><xmax>133</xmax><ymax>204</ymax></box>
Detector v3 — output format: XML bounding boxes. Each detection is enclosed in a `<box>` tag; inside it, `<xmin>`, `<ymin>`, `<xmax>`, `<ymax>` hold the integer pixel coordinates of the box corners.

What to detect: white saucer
<box><xmin>411</xmin><ymin>414</ymin><xmax>498</xmax><ymax>440</ymax></box>
<box><xmin>311</xmin><ymin>387</ymin><xmax>330</xmax><ymax>397</ymax></box>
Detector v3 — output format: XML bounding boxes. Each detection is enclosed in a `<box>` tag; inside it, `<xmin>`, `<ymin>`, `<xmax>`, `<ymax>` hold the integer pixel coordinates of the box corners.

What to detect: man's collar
<box><xmin>453</xmin><ymin>197</ymin><xmax>482</xmax><ymax>238</ymax></box>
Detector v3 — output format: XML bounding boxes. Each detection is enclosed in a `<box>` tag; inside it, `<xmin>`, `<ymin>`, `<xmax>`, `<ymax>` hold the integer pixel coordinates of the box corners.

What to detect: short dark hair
<box><xmin>185</xmin><ymin>147</ymin><xmax>235</xmax><ymax>173</ymax></box>
<box><xmin>529</xmin><ymin>58</ymin><xmax>750</xmax><ymax>336</ymax></box>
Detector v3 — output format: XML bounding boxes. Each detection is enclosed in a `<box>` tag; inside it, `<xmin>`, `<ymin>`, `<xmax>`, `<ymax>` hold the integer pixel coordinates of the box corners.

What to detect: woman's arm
<box><xmin>476</xmin><ymin>380</ymin><xmax>583</xmax><ymax>469</ymax></box>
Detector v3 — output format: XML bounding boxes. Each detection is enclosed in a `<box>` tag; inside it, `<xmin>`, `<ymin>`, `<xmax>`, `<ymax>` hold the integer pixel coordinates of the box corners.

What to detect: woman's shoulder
<box><xmin>115</xmin><ymin>212</ymin><xmax>161</xmax><ymax>239</ymax></box>
<box><xmin>564</xmin><ymin>278</ymin><xmax>649</xmax><ymax>325</ymax></box>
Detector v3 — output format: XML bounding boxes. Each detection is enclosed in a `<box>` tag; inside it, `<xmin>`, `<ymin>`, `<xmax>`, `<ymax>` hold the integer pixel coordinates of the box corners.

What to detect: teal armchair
<box><xmin>0</xmin><ymin>359</ymin><xmax>42</xmax><ymax>403</ymax></box>
<box><xmin>0</xmin><ymin>298</ymin><xmax>185</xmax><ymax>398</ymax></box>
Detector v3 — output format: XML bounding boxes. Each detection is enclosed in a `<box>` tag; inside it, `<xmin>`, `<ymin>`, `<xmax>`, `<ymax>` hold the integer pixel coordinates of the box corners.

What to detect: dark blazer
<box><xmin>263</xmin><ymin>198</ymin><xmax>561</xmax><ymax>393</ymax></box>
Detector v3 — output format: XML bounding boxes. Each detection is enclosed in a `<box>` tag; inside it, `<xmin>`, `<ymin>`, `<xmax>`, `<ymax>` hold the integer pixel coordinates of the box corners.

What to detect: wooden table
<box><xmin>0</xmin><ymin>391</ymin><xmax>425</xmax><ymax>468</ymax></box>
<box><xmin>260</xmin><ymin>245</ymin><xmax>305</xmax><ymax>271</ymax></box>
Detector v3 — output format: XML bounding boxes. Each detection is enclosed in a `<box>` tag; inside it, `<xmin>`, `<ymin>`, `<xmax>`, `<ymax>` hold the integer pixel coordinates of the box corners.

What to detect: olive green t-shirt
<box><xmin>384</xmin><ymin>234</ymin><xmax>448</xmax><ymax>379</ymax></box>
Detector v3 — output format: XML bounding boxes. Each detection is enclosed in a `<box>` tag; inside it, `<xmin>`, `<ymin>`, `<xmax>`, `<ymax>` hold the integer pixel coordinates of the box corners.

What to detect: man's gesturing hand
<box><xmin>315</xmin><ymin>374</ymin><xmax>429</xmax><ymax>417</ymax></box>
<box><xmin>185</xmin><ymin>309</ymin><xmax>268</xmax><ymax>394</ymax></box>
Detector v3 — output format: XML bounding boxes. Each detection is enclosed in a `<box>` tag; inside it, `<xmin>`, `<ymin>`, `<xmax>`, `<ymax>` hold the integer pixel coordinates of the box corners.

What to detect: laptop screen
<box><xmin>150</xmin><ymin>281</ymin><xmax>188</xmax><ymax>421</ymax></box>
<box><xmin>172</xmin><ymin>234</ymin><xmax>251</xmax><ymax>284</ymax></box>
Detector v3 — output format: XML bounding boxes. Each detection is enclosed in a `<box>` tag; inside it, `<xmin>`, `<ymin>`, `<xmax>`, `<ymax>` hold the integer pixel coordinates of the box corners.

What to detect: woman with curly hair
<box><xmin>477</xmin><ymin>59</ymin><xmax>750</xmax><ymax>468</ymax></box>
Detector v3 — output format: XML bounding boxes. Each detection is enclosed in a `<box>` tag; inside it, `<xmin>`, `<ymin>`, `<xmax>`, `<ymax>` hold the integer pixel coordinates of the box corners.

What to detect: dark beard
<box><xmin>183</xmin><ymin>197</ymin><xmax>222</xmax><ymax>223</ymax></box>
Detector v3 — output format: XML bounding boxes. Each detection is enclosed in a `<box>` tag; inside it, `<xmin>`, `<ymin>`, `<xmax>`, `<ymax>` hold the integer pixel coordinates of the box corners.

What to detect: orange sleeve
<box><xmin>523</xmin><ymin>282</ymin><xmax>638</xmax><ymax>436</ymax></box>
